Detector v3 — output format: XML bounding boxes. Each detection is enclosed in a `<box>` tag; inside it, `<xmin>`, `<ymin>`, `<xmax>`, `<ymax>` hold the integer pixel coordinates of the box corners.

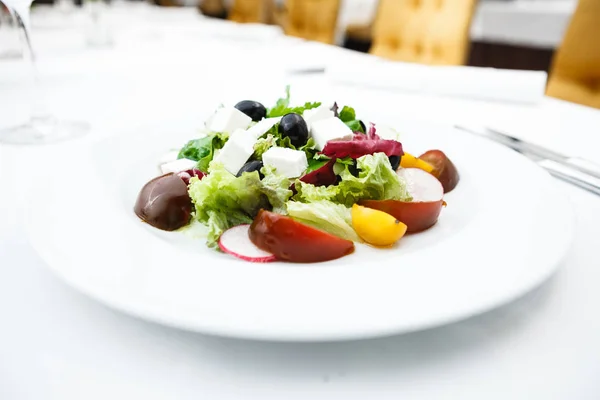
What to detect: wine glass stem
<box><xmin>28</xmin><ymin>57</ymin><xmax>50</xmax><ymax>122</ymax></box>
<box><xmin>21</xmin><ymin>20</ymin><xmax>35</xmax><ymax>63</ymax></box>
<box><xmin>15</xmin><ymin>10</ymin><xmax>52</xmax><ymax>123</ymax></box>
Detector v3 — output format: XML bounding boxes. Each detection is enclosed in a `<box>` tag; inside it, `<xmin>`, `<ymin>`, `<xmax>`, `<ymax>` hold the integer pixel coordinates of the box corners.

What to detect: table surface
<box><xmin>2</xmin><ymin>5</ymin><xmax>600</xmax><ymax>399</ymax></box>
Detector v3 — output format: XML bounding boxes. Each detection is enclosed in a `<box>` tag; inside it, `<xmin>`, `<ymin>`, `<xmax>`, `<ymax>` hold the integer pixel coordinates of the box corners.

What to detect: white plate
<box><xmin>26</xmin><ymin>121</ymin><xmax>574</xmax><ymax>342</ymax></box>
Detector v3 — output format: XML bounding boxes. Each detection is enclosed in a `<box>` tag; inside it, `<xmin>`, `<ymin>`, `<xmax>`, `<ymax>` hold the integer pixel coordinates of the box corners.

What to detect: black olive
<box><xmin>278</xmin><ymin>113</ymin><xmax>309</xmax><ymax>148</ymax></box>
<box><xmin>359</xmin><ymin>120</ymin><xmax>366</xmax><ymax>133</ymax></box>
<box><xmin>235</xmin><ymin>100</ymin><xmax>267</xmax><ymax>122</ymax></box>
<box><xmin>348</xmin><ymin>159</ymin><xmax>359</xmax><ymax>177</ymax></box>
<box><xmin>237</xmin><ymin>160</ymin><xmax>264</xmax><ymax>179</ymax></box>
<box><xmin>388</xmin><ymin>155</ymin><xmax>401</xmax><ymax>171</ymax></box>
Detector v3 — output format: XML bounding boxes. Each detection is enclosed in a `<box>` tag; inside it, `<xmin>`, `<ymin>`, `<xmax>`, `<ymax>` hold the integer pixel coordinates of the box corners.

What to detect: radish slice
<box><xmin>397</xmin><ymin>168</ymin><xmax>444</xmax><ymax>202</ymax></box>
<box><xmin>418</xmin><ymin>149</ymin><xmax>460</xmax><ymax>193</ymax></box>
<box><xmin>218</xmin><ymin>224</ymin><xmax>277</xmax><ymax>263</ymax></box>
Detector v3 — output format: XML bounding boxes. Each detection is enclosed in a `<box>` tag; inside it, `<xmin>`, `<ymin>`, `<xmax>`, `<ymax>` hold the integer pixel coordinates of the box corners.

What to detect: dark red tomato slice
<box><xmin>418</xmin><ymin>150</ymin><xmax>460</xmax><ymax>193</ymax></box>
<box><xmin>359</xmin><ymin>199</ymin><xmax>443</xmax><ymax>233</ymax></box>
<box><xmin>248</xmin><ymin>210</ymin><xmax>354</xmax><ymax>263</ymax></box>
<box><xmin>134</xmin><ymin>173</ymin><xmax>192</xmax><ymax>231</ymax></box>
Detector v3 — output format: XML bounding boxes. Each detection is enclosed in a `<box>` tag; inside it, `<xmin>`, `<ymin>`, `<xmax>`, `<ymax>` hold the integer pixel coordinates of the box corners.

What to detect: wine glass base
<box><xmin>0</xmin><ymin>117</ymin><xmax>90</xmax><ymax>145</ymax></box>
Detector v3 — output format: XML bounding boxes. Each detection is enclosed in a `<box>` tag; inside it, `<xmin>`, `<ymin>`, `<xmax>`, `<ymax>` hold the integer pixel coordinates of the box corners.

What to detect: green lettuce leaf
<box><xmin>283</xmin><ymin>136</ymin><xmax>318</xmax><ymax>160</ymax></box>
<box><xmin>338</xmin><ymin>106</ymin><xmax>356</xmax><ymax>122</ymax></box>
<box><xmin>286</xmin><ymin>200</ymin><xmax>360</xmax><ymax>242</ymax></box>
<box><xmin>305</xmin><ymin>158</ymin><xmax>329</xmax><ymax>174</ymax></box>
<box><xmin>267</xmin><ymin>86</ymin><xmax>322</xmax><ymax>118</ymax></box>
<box><xmin>268</xmin><ymin>101</ymin><xmax>322</xmax><ymax>119</ymax></box>
<box><xmin>267</xmin><ymin>85</ymin><xmax>291</xmax><ymax>117</ymax></box>
<box><xmin>306</xmin><ymin>155</ymin><xmax>353</xmax><ymax>174</ymax></box>
<box><xmin>294</xmin><ymin>153</ymin><xmax>411</xmax><ymax>206</ymax></box>
<box><xmin>188</xmin><ymin>163</ymin><xmax>292</xmax><ymax>247</ymax></box>
<box><xmin>260</xmin><ymin>166</ymin><xmax>294</xmax><ymax>214</ymax></box>
<box><xmin>338</xmin><ymin>105</ymin><xmax>365</xmax><ymax>133</ymax></box>
<box><xmin>178</xmin><ymin>133</ymin><xmax>228</xmax><ymax>173</ymax></box>
<box><xmin>253</xmin><ymin>134</ymin><xmax>277</xmax><ymax>159</ymax></box>
<box><xmin>294</xmin><ymin>181</ymin><xmax>339</xmax><ymax>202</ymax></box>
<box><xmin>345</xmin><ymin>120</ymin><xmax>365</xmax><ymax>133</ymax></box>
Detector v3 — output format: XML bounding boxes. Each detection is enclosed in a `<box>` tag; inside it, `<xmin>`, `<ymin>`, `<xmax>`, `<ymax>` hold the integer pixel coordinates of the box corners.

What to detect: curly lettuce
<box><xmin>267</xmin><ymin>85</ymin><xmax>322</xmax><ymax>118</ymax></box>
<box><xmin>259</xmin><ymin>166</ymin><xmax>294</xmax><ymax>214</ymax></box>
<box><xmin>253</xmin><ymin>134</ymin><xmax>277</xmax><ymax>159</ymax></box>
<box><xmin>178</xmin><ymin>133</ymin><xmax>228</xmax><ymax>173</ymax></box>
<box><xmin>286</xmin><ymin>200</ymin><xmax>360</xmax><ymax>242</ymax></box>
<box><xmin>294</xmin><ymin>153</ymin><xmax>411</xmax><ymax>207</ymax></box>
<box><xmin>188</xmin><ymin>163</ymin><xmax>292</xmax><ymax>247</ymax></box>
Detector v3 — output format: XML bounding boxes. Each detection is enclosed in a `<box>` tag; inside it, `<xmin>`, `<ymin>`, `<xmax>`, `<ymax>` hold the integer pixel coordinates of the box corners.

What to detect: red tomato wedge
<box><xmin>418</xmin><ymin>150</ymin><xmax>460</xmax><ymax>193</ymax></box>
<box><xmin>249</xmin><ymin>210</ymin><xmax>355</xmax><ymax>263</ymax></box>
<box><xmin>360</xmin><ymin>168</ymin><xmax>444</xmax><ymax>233</ymax></box>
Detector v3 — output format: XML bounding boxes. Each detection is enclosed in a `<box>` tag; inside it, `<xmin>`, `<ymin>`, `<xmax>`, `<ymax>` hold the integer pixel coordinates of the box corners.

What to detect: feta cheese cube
<box><xmin>212</xmin><ymin>130</ymin><xmax>257</xmax><ymax>175</ymax></box>
<box><xmin>207</xmin><ymin>107</ymin><xmax>252</xmax><ymax>134</ymax></box>
<box><xmin>196</xmin><ymin>128</ymin><xmax>210</xmax><ymax>139</ymax></box>
<box><xmin>303</xmin><ymin>105</ymin><xmax>334</xmax><ymax>131</ymax></box>
<box><xmin>230</xmin><ymin>128</ymin><xmax>247</xmax><ymax>139</ymax></box>
<box><xmin>246</xmin><ymin>117</ymin><xmax>282</xmax><ymax>139</ymax></box>
<box><xmin>158</xmin><ymin>150</ymin><xmax>180</xmax><ymax>165</ymax></box>
<box><xmin>160</xmin><ymin>158</ymin><xmax>198</xmax><ymax>175</ymax></box>
<box><xmin>375</xmin><ymin>124</ymin><xmax>401</xmax><ymax>142</ymax></box>
<box><xmin>310</xmin><ymin>117</ymin><xmax>354</xmax><ymax>150</ymax></box>
<box><xmin>262</xmin><ymin>147</ymin><xmax>308</xmax><ymax>178</ymax></box>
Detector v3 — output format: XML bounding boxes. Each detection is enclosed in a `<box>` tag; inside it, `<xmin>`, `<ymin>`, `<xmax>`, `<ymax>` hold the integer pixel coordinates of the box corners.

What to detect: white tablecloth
<box><xmin>2</xmin><ymin>5</ymin><xmax>600</xmax><ymax>399</ymax></box>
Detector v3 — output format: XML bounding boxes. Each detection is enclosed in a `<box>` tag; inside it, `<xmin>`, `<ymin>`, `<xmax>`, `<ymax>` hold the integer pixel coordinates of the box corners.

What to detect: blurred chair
<box><xmin>282</xmin><ymin>0</ymin><xmax>341</xmax><ymax>44</ymax></box>
<box><xmin>229</xmin><ymin>0</ymin><xmax>274</xmax><ymax>24</ymax></box>
<box><xmin>370</xmin><ymin>0</ymin><xmax>477</xmax><ymax>65</ymax></box>
<box><xmin>546</xmin><ymin>0</ymin><xmax>600</xmax><ymax>109</ymax></box>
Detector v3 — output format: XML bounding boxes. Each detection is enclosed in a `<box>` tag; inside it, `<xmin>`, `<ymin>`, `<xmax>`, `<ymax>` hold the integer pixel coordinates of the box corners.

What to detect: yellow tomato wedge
<box><xmin>351</xmin><ymin>204</ymin><xmax>407</xmax><ymax>247</ymax></box>
<box><xmin>400</xmin><ymin>153</ymin><xmax>434</xmax><ymax>173</ymax></box>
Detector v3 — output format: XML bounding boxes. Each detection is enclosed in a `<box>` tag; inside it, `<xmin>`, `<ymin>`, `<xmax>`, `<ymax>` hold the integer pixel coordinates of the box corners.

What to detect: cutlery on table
<box><xmin>455</xmin><ymin>125</ymin><xmax>600</xmax><ymax>196</ymax></box>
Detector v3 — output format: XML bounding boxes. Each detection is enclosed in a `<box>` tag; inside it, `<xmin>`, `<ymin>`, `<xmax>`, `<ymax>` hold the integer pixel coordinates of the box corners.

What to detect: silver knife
<box><xmin>537</xmin><ymin>159</ymin><xmax>600</xmax><ymax>196</ymax></box>
<box><xmin>285</xmin><ymin>67</ymin><xmax>327</xmax><ymax>75</ymax></box>
<box><xmin>460</xmin><ymin>124</ymin><xmax>600</xmax><ymax>179</ymax></box>
<box><xmin>455</xmin><ymin>125</ymin><xmax>600</xmax><ymax>196</ymax></box>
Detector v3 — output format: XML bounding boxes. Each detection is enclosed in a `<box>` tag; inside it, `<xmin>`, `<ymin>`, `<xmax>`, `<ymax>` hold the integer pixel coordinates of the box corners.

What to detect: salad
<box><xmin>134</xmin><ymin>88</ymin><xmax>460</xmax><ymax>263</ymax></box>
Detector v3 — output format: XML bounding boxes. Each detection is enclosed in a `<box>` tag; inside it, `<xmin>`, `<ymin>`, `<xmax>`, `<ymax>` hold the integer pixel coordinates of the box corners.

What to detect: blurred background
<box><xmin>1</xmin><ymin>0</ymin><xmax>597</xmax><ymax>109</ymax></box>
